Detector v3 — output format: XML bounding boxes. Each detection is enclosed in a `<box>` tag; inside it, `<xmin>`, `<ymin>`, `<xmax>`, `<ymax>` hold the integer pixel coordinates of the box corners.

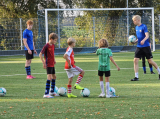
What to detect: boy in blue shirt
<box><xmin>131</xmin><ymin>15</ymin><xmax>160</xmax><ymax>81</ymax></box>
<box><xmin>23</xmin><ymin>20</ymin><xmax>37</xmax><ymax>79</ymax></box>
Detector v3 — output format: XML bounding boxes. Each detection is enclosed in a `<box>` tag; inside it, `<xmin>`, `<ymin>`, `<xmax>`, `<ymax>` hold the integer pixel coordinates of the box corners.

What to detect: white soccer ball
<box><xmin>129</xmin><ymin>35</ymin><xmax>136</xmax><ymax>43</ymax></box>
<box><xmin>0</xmin><ymin>87</ymin><xmax>6</xmax><ymax>96</ymax></box>
<box><xmin>109</xmin><ymin>87</ymin><xmax>115</xmax><ymax>96</ymax></box>
<box><xmin>80</xmin><ymin>88</ymin><xmax>90</xmax><ymax>97</ymax></box>
<box><xmin>58</xmin><ymin>87</ymin><xmax>67</xmax><ymax>96</ymax></box>
<box><xmin>50</xmin><ymin>86</ymin><xmax>58</xmax><ymax>93</ymax></box>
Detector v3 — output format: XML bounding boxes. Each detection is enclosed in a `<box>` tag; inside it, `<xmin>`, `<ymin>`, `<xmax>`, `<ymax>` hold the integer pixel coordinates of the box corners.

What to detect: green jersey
<box><xmin>96</xmin><ymin>48</ymin><xmax>112</xmax><ymax>71</ymax></box>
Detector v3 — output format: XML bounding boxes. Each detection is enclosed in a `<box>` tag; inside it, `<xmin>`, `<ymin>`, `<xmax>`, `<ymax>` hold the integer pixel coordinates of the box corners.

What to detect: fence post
<box><xmin>20</xmin><ymin>18</ymin><xmax>23</xmax><ymax>50</ymax></box>
<box><xmin>93</xmin><ymin>17</ymin><xmax>95</xmax><ymax>47</ymax></box>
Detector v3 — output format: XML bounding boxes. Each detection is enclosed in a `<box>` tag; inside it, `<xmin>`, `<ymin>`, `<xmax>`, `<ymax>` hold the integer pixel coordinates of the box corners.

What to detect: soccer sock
<box><xmin>149</xmin><ymin>64</ymin><xmax>153</xmax><ymax>72</ymax></box>
<box><xmin>51</xmin><ymin>79</ymin><xmax>55</xmax><ymax>93</ymax></box>
<box><xmin>45</xmin><ymin>80</ymin><xmax>50</xmax><ymax>95</ymax></box>
<box><xmin>76</xmin><ymin>74</ymin><xmax>83</xmax><ymax>84</ymax></box>
<box><xmin>67</xmin><ymin>85</ymin><xmax>72</xmax><ymax>94</ymax></box>
<box><xmin>135</xmin><ymin>72</ymin><xmax>138</xmax><ymax>78</ymax></box>
<box><xmin>156</xmin><ymin>67</ymin><xmax>160</xmax><ymax>74</ymax></box>
<box><xmin>143</xmin><ymin>66</ymin><xmax>146</xmax><ymax>72</ymax></box>
<box><xmin>25</xmin><ymin>66</ymin><xmax>31</xmax><ymax>75</ymax></box>
<box><xmin>99</xmin><ymin>81</ymin><xmax>104</xmax><ymax>93</ymax></box>
<box><xmin>106</xmin><ymin>82</ymin><xmax>110</xmax><ymax>95</ymax></box>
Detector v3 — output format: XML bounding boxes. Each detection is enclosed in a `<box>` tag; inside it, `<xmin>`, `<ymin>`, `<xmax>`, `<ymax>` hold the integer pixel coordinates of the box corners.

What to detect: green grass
<box><xmin>1</xmin><ymin>52</ymin><xmax>160</xmax><ymax>119</ymax></box>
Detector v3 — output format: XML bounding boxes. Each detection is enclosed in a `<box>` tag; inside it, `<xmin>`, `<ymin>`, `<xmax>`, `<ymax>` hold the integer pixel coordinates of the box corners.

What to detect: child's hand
<box><xmin>117</xmin><ymin>66</ymin><xmax>120</xmax><ymax>71</ymax></box>
<box><xmin>54</xmin><ymin>61</ymin><xmax>56</xmax><ymax>64</ymax></box>
<box><xmin>43</xmin><ymin>63</ymin><xmax>47</xmax><ymax>69</ymax></box>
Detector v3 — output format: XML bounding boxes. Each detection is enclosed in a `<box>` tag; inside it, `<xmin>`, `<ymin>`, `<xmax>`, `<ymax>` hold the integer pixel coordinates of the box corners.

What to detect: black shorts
<box><xmin>47</xmin><ymin>67</ymin><xmax>55</xmax><ymax>74</ymax></box>
<box><xmin>25</xmin><ymin>50</ymin><xmax>34</xmax><ymax>60</ymax></box>
<box><xmin>98</xmin><ymin>70</ymin><xmax>110</xmax><ymax>77</ymax></box>
<box><xmin>135</xmin><ymin>46</ymin><xmax>153</xmax><ymax>59</ymax></box>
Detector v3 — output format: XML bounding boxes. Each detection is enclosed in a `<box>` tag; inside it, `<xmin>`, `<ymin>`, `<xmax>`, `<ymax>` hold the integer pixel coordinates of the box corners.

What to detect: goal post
<box><xmin>44</xmin><ymin>7</ymin><xmax>155</xmax><ymax>51</ymax></box>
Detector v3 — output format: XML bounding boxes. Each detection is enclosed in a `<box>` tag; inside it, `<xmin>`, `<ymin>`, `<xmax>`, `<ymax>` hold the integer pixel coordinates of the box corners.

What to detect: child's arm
<box><xmin>110</xmin><ymin>56</ymin><xmax>120</xmax><ymax>71</ymax></box>
<box><xmin>23</xmin><ymin>38</ymin><xmax>32</xmax><ymax>54</ymax></box>
<box><xmin>63</xmin><ymin>54</ymin><xmax>71</xmax><ymax>68</ymax></box>
<box><xmin>39</xmin><ymin>52</ymin><xmax>46</xmax><ymax>69</ymax></box>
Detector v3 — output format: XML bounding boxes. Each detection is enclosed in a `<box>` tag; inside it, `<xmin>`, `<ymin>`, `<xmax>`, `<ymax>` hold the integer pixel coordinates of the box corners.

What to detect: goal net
<box><xmin>37</xmin><ymin>8</ymin><xmax>155</xmax><ymax>51</ymax></box>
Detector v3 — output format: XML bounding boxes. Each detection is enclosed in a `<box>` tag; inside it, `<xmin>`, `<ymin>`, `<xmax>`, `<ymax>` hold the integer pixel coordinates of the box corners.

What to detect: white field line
<box><xmin>0</xmin><ymin>67</ymin><xmax>145</xmax><ymax>77</ymax></box>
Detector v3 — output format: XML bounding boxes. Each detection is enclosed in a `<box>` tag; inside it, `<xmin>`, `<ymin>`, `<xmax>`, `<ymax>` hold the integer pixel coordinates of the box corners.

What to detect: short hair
<box><xmin>67</xmin><ymin>38</ymin><xmax>76</xmax><ymax>45</ymax></box>
<box><xmin>49</xmin><ymin>33</ymin><xmax>58</xmax><ymax>40</ymax></box>
<box><xmin>98</xmin><ymin>39</ymin><xmax>109</xmax><ymax>48</ymax></box>
<box><xmin>132</xmin><ymin>15</ymin><xmax>141</xmax><ymax>21</ymax></box>
<box><xmin>26</xmin><ymin>20</ymin><xmax>33</xmax><ymax>25</ymax></box>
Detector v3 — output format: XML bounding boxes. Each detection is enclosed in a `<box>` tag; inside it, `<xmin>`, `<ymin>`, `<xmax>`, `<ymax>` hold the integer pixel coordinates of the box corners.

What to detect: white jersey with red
<box><xmin>65</xmin><ymin>47</ymin><xmax>76</xmax><ymax>69</ymax></box>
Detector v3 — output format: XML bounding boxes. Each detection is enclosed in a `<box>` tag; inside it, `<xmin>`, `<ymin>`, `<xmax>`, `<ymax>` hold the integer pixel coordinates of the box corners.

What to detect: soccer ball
<box><xmin>50</xmin><ymin>86</ymin><xmax>58</xmax><ymax>93</ymax></box>
<box><xmin>58</xmin><ymin>87</ymin><xmax>67</xmax><ymax>96</ymax></box>
<box><xmin>109</xmin><ymin>87</ymin><xmax>115</xmax><ymax>96</ymax></box>
<box><xmin>0</xmin><ymin>87</ymin><xmax>6</xmax><ymax>96</ymax></box>
<box><xmin>128</xmin><ymin>35</ymin><xmax>136</xmax><ymax>43</ymax></box>
<box><xmin>80</xmin><ymin>88</ymin><xmax>90</xmax><ymax>97</ymax></box>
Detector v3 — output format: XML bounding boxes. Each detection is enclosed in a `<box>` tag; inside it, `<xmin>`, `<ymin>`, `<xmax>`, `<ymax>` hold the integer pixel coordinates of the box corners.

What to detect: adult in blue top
<box><xmin>131</xmin><ymin>15</ymin><xmax>160</xmax><ymax>81</ymax></box>
<box><xmin>23</xmin><ymin>20</ymin><xmax>37</xmax><ymax>79</ymax></box>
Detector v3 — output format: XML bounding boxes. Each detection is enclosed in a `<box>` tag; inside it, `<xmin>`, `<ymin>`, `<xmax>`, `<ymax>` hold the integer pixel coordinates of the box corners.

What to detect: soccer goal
<box><xmin>37</xmin><ymin>7</ymin><xmax>155</xmax><ymax>51</ymax></box>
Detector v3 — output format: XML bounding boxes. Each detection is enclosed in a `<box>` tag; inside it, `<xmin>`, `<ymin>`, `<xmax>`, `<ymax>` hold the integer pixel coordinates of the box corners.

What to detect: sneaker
<box><xmin>43</xmin><ymin>94</ymin><xmax>54</xmax><ymax>98</ymax></box>
<box><xmin>67</xmin><ymin>93</ymin><xmax>77</xmax><ymax>98</ymax></box>
<box><xmin>151</xmin><ymin>71</ymin><xmax>155</xmax><ymax>74</ymax></box>
<box><xmin>31</xmin><ymin>75</ymin><xmax>36</xmax><ymax>78</ymax></box>
<box><xmin>131</xmin><ymin>77</ymin><xmax>139</xmax><ymax>81</ymax></box>
<box><xmin>49</xmin><ymin>92</ymin><xmax>59</xmax><ymax>96</ymax></box>
<box><xmin>98</xmin><ymin>93</ymin><xmax>105</xmax><ymax>97</ymax></box>
<box><xmin>106</xmin><ymin>94</ymin><xmax>119</xmax><ymax>98</ymax></box>
<box><xmin>106</xmin><ymin>94</ymin><xmax>112</xmax><ymax>98</ymax></box>
<box><xmin>74</xmin><ymin>84</ymin><xmax>84</xmax><ymax>90</ymax></box>
<box><xmin>26</xmin><ymin>75</ymin><xmax>33</xmax><ymax>79</ymax></box>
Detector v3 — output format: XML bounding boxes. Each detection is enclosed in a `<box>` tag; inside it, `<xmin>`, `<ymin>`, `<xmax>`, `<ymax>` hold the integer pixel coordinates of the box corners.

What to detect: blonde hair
<box><xmin>26</xmin><ymin>20</ymin><xmax>33</xmax><ymax>25</ymax></box>
<box><xmin>49</xmin><ymin>33</ymin><xmax>58</xmax><ymax>40</ymax></box>
<box><xmin>132</xmin><ymin>15</ymin><xmax>141</xmax><ymax>21</ymax></box>
<box><xmin>67</xmin><ymin>38</ymin><xmax>76</xmax><ymax>45</ymax></box>
<box><xmin>98</xmin><ymin>39</ymin><xmax>109</xmax><ymax>48</ymax></box>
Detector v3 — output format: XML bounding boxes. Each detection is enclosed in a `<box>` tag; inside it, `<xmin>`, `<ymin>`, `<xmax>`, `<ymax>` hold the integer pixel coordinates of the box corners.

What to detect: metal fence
<box><xmin>0</xmin><ymin>15</ymin><xmax>159</xmax><ymax>51</ymax></box>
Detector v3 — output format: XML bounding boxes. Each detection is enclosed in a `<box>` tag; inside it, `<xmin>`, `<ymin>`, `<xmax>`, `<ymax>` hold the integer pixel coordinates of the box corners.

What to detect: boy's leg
<box><xmin>98</xmin><ymin>75</ymin><xmax>105</xmax><ymax>97</ymax></box>
<box><xmin>131</xmin><ymin>58</ymin><xmax>139</xmax><ymax>81</ymax></box>
<box><xmin>74</xmin><ymin>67</ymin><xmax>84</xmax><ymax>90</ymax></box>
<box><xmin>68</xmin><ymin>77</ymin><xmax>77</xmax><ymax>98</ymax></box>
<box><xmin>43</xmin><ymin>68</ymin><xmax>53</xmax><ymax>98</ymax></box>
<box><xmin>142</xmin><ymin>56</ymin><xmax>146</xmax><ymax>74</ymax></box>
<box><xmin>148</xmin><ymin>61</ymin><xmax>155</xmax><ymax>74</ymax></box>
<box><xmin>148</xmin><ymin>59</ymin><xmax>160</xmax><ymax>79</ymax></box>
<box><xmin>25</xmin><ymin>59</ymin><xmax>32</xmax><ymax>79</ymax></box>
<box><xmin>105</xmin><ymin>77</ymin><xmax>110</xmax><ymax>96</ymax></box>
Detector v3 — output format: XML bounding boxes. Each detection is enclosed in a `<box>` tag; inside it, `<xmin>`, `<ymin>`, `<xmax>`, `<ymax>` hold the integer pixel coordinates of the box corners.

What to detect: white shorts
<box><xmin>65</xmin><ymin>66</ymin><xmax>83</xmax><ymax>78</ymax></box>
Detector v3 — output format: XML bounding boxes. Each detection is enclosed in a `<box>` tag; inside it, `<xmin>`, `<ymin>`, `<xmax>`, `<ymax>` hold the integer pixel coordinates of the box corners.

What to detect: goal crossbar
<box><xmin>44</xmin><ymin>7</ymin><xmax>155</xmax><ymax>51</ymax></box>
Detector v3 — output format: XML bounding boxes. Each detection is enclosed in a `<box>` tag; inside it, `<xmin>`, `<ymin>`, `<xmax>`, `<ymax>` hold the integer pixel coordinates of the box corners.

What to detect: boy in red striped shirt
<box><xmin>63</xmin><ymin>38</ymin><xmax>85</xmax><ymax>98</ymax></box>
<box><xmin>39</xmin><ymin>33</ymin><xmax>58</xmax><ymax>98</ymax></box>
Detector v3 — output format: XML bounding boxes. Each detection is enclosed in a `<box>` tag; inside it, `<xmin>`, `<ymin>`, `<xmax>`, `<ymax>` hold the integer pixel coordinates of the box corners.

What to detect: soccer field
<box><xmin>1</xmin><ymin>51</ymin><xmax>160</xmax><ymax>119</ymax></box>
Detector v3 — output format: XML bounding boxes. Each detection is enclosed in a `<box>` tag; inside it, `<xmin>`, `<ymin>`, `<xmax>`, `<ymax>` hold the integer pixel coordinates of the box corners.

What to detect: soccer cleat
<box><xmin>131</xmin><ymin>77</ymin><xmax>139</xmax><ymax>81</ymax></box>
<box><xmin>144</xmin><ymin>71</ymin><xmax>146</xmax><ymax>74</ymax></box>
<box><xmin>49</xmin><ymin>92</ymin><xmax>59</xmax><ymax>96</ymax></box>
<box><xmin>26</xmin><ymin>75</ymin><xmax>33</xmax><ymax>79</ymax></box>
<box><xmin>106</xmin><ymin>94</ymin><xmax>113</xmax><ymax>98</ymax></box>
<box><xmin>43</xmin><ymin>94</ymin><xmax>54</xmax><ymax>98</ymax></box>
<box><xmin>151</xmin><ymin>71</ymin><xmax>155</xmax><ymax>74</ymax></box>
<box><xmin>106</xmin><ymin>94</ymin><xmax>119</xmax><ymax>98</ymax></box>
<box><xmin>98</xmin><ymin>93</ymin><xmax>105</xmax><ymax>97</ymax></box>
<box><xmin>31</xmin><ymin>76</ymin><xmax>36</xmax><ymax>78</ymax></box>
<box><xmin>67</xmin><ymin>93</ymin><xmax>77</xmax><ymax>98</ymax></box>
<box><xmin>74</xmin><ymin>84</ymin><xmax>84</xmax><ymax>90</ymax></box>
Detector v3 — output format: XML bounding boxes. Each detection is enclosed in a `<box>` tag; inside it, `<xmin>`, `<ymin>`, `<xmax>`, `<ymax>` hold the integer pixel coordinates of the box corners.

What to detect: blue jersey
<box><xmin>23</xmin><ymin>29</ymin><xmax>34</xmax><ymax>50</ymax></box>
<box><xmin>135</xmin><ymin>24</ymin><xmax>150</xmax><ymax>48</ymax></box>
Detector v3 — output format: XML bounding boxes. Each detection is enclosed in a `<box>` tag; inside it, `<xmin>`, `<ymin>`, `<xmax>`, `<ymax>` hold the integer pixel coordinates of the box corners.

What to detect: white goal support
<box><xmin>44</xmin><ymin>7</ymin><xmax>155</xmax><ymax>51</ymax></box>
